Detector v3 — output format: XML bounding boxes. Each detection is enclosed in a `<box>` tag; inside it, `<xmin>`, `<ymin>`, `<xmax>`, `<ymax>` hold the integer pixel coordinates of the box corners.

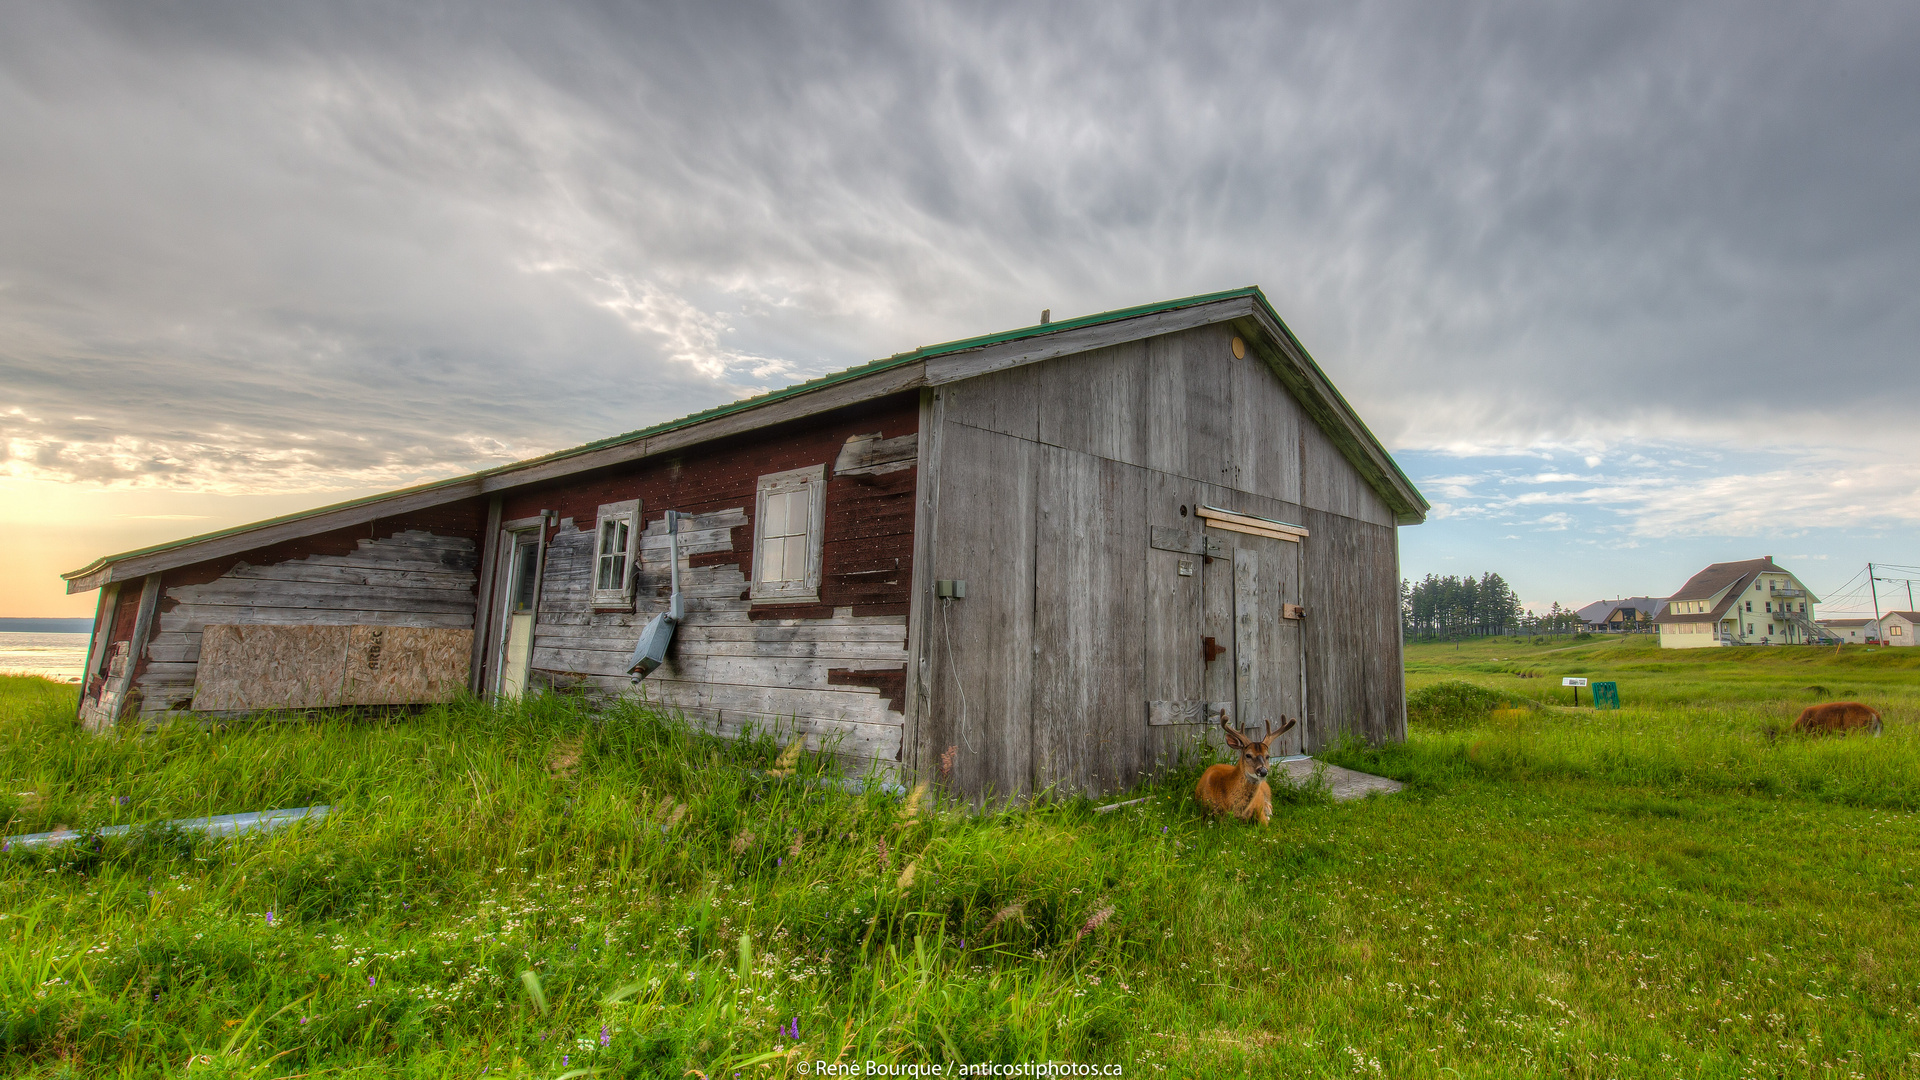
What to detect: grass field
<box><xmin>3</xmin><ymin>637</ymin><xmax>1918</xmax><ymax>1078</ymax></box>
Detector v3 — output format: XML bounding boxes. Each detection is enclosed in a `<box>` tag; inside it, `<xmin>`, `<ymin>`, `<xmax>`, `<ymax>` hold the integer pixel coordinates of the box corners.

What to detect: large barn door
<box><xmin>1228</xmin><ymin>533</ymin><xmax>1305</xmax><ymax>757</ymax></box>
<box><xmin>1144</xmin><ymin>522</ymin><xmax>1304</xmax><ymax>759</ymax></box>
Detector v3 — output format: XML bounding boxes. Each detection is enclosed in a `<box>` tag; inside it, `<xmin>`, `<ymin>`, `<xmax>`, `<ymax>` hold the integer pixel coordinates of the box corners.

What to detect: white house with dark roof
<box><xmin>1577</xmin><ymin>597</ymin><xmax>1666</xmax><ymax>632</ymax></box>
<box><xmin>1815</xmin><ymin>617</ymin><xmax>1879</xmax><ymax>644</ymax></box>
<box><xmin>1656</xmin><ymin>557</ymin><xmax>1822</xmax><ymax>648</ymax></box>
<box><xmin>1879</xmin><ymin>611</ymin><xmax>1919</xmax><ymax>646</ymax></box>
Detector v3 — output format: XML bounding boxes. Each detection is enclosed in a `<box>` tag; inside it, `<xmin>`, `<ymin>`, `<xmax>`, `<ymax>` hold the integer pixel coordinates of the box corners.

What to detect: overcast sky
<box><xmin>3</xmin><ymin>1</ymin><xmax>1917</xmax><ymax>617</ymax></box>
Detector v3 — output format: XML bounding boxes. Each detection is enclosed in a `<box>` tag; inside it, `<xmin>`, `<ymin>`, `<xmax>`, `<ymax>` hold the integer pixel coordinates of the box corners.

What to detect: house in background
<box><xmin>1655</xmin><ymin>557</ymin><xmax>1823</xmax><ymax>648</ymax></box>
<box><xmin>1879</xmin><ymin>611</ymin><xmax>1919</xmax><ymax>646</ymax></box>
<box><xmin>1577</xmin><ymin>597</ymin><xmax>1666</xmax><ymax>632</ymax></box>
<box><xmin>61</xmin><ymin>287</ymin><xmax>1427</xmax><ymax>800</ymax></box>
<box><xmin>1815</xmin><ymin>617</ymin><xmax>1880</xmax><ymax>644</ymax></box>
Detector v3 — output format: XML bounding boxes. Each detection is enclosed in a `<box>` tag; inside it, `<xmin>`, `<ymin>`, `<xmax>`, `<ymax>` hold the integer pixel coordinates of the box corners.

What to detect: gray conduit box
<box><xmin>936</xmin><ymin>579</ymin><xmax>968</xmax><ymax>599</ymax></box>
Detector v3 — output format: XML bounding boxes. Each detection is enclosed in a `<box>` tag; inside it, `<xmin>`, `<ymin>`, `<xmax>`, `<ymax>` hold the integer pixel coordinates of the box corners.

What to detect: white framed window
<box><xmin>591</xmin><ymin>500</ymin><xmax>642</xmax><ymax>610</ymax></box>
<box><xmin>751</xmin><ymin>464</ymin><xmax>827</xmax><ymax>604</ymax></box>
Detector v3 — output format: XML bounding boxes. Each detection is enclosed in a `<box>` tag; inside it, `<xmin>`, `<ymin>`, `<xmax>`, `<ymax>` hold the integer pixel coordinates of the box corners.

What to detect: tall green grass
<box><xmin>5</xmin><ymin>658</ymin><xmax>1920</xmax><ymax>1078</ymax></box>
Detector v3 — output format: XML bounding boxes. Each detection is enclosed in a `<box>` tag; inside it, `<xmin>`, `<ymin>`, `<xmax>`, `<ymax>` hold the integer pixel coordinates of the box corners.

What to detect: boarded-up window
<box><xmin>192</xmin><ymin>624</ymin><xmax>472</xmax><ymax>712</ymax></box>
<box><xmin>591</xmin><ymin>499</ymin><xmax>642</xmax><ymax>610</ymax></box>
<box><xmin>751</xmin><ymin>464</ymin><xmax>826</xmax><ymax>603</ymax></box>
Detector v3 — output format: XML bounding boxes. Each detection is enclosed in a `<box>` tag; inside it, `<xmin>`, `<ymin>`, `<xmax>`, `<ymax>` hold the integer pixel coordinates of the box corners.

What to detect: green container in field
<box><xmin>1591</xmin><ymin>681</ymin><xmax>1620</xmax><ymax>710</ymax></box>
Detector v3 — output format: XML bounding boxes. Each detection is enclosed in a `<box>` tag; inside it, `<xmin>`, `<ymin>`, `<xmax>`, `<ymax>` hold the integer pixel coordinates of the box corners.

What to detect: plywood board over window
<box><xmin>192</xmin><ymin>624</ymin><xmax>472</xmax><ymax>712</ymax></box>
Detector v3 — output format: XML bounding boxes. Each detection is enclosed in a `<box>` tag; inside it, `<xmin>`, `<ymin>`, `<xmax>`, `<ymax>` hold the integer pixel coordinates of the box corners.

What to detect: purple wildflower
<box><xmin>563</xmin><ymin>1055</ymin><xmax>569</xmax><ymax>1067</ymax></box>
<box><xmin>600</xmin><ymin>1024</ymin><xmax>611</xmax><ymax>1048</ymax></box>
<box><xmin>776</xmin><ymin>858</ymin><xmax>783</xmax><ymax>867</ymax></box>
<box><xmin>265</xmin><ymin>911</ymin><xmax>274</xmax><ymax>926</ymax></box>
<box><xmin>368</xmin><ymin>975</ymin><xmax>376</xmax><ymax>987</ymax></box>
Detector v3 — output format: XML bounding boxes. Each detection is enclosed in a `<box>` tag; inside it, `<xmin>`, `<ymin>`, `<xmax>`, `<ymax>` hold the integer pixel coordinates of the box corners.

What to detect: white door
<box><xmin>495</xmin><ymin>530</ymin><xmax>542</xmax><ymax>697</ymax></box>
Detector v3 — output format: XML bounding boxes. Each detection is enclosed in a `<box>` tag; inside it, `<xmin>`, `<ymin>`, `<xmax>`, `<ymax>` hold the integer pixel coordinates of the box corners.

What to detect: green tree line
<box><xmin>1400</xmin><ymin>572</ymin><xmax>1584</xmax><ymax>640</ymax></box>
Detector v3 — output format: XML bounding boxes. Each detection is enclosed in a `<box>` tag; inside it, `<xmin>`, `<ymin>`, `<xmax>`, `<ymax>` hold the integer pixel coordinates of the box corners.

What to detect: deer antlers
<box><xmin>1219</xmin><ymin>712</ymin><xmax>1299</xmax><ymax>747</ymax></box>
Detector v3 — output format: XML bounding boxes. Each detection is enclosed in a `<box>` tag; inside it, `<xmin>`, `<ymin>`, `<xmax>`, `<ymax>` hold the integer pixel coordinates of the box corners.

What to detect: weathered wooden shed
<box><xmin>64</xmin><ymin>287</ymin><xmax>1426</xmax><ymax>798</ymax></box>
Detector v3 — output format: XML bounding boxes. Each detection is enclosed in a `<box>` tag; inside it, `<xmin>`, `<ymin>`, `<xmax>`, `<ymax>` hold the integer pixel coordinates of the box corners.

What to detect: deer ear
<box><xmin>1222</xmin><ymin>727</ymin><xmax>1248</xmax><ymax>749</ymax></box>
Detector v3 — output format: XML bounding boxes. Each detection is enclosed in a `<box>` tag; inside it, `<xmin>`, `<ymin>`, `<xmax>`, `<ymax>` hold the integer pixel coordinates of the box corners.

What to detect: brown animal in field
<box><xmin>1794</xmin><ymin>701</ymin><xmax>1884</xmax><ymax>736</ymax></box>
<box><xmin>1195</xmin><ymin>714</ymin><xmax>1298</xmax><ymax>825</ymax></box>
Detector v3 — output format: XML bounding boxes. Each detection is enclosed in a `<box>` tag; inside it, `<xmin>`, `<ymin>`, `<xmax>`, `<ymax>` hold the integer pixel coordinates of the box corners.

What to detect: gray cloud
<box><xmin>2</xmin><ymin>0</ymin><xmax>1917</xmax><ymax>493</ymax></box>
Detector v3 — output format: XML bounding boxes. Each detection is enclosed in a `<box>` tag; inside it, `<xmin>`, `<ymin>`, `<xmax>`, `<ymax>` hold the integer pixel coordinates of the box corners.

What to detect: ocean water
<box><xmin>0</xmin><ymin>632</ymin><xmax>90</xmax><ymax>683</ymax></box>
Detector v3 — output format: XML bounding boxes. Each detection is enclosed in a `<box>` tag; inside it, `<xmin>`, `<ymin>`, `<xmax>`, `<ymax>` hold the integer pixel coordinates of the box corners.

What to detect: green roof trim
<box><xmin>64</xmin><ymin>285</ymin><xmax>1423</xmax><ymax>584</ymax></box>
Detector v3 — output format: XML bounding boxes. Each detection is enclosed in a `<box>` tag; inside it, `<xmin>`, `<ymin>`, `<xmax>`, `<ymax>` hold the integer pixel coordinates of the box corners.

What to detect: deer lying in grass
<box><xmin>1794</xmin><ymin>701</ymin><xmax>1883</xmax><ymax>736</ymax></box>
<box><xmin>1195</xmin><ymin>714</ymin><xmax>1298</xmax><ymax>825</ymax></box>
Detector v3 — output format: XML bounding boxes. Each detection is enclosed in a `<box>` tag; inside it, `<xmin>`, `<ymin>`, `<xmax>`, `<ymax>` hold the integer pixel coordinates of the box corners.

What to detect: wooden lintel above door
<box><xmin>1196</xmin><ymin>505</ymin><xmax>1310</xmax><ymax>543</ymax></box>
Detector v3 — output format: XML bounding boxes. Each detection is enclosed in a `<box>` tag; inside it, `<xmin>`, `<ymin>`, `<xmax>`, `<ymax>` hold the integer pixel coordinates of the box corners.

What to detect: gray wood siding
<box><xmin>916</xmin><ymin>421</ymin><xmax>1038</xmax><ymax>799</ymax></box>
<box><xmin>529</xmin><ymin>511</ymin><xmax>910</xmax><ymax>767</ymax></box>
<box><xmin>922</xmin><ymin>321</ymin><xmax>1408</xmax><ymax>798</ymax></box>
<box><xmin>136</xmin><ymin>531</ymin><xmax>479</xmax><ymax>715</ymax></box>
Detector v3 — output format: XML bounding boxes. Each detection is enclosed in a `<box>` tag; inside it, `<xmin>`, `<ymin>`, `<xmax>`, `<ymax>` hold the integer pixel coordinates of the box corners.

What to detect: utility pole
<box><xmin>1870</xmin><ymin>563</ymin><xmax>1882</xmax><ymax>625</ymax></box>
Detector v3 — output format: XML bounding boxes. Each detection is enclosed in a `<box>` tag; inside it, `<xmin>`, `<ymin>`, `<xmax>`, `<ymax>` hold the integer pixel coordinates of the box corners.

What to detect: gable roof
<box><xmin>63</xmin><ymin>286</ymin><xmax>1427</xmax><ymax>593</ymax></box>
<box><xmin>1882</xmin><ymin>611</ymin><xmax>1920</xmax><ymax>622</ymax></box>
<box><xmin>1577</xmin><ymin>597</ymin><xmax>1666</xmax><ymax>623</ymax></box>
<box><xmin>1658</xmin><ymin>558</ymin><xmax>1808</xmax><ymax>624</ymax></box>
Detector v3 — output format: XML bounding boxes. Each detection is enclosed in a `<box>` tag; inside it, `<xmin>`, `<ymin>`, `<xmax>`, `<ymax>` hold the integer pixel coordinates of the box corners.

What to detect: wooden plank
<box><xmin>1229</xmin><ymin>336</ymin><xmax>1298</xmax><ymax>503</ymax></box>
<box><xmin>631</xmin><ymin>677</ymin><xmax>904</xmax><ymax>726</ymax></box>
<box><xmin>156</xmin><ymin>608</ymin><xmax>474</xmax><ymax>634</ymax></box>
<box><xmin>939</xmin><ymin>364</ymin><xmax>1038</xmax><ymax>442</ymax></box>
<box><xmin>534</xmin><ymin>649</ymin><xmax>898</xmax><ymax>687</ymax></box>
<box><xmin>1143</xmin><ymin>478</ymin><xmax>1203</xmax><ymax>739</ymax></box>
<box><xmin>534</xmin><ymin>615</ymin><xmax>905</xmax><ymax>637</ymax></box>
<box><xmin>1178</xmin><ymin>328</ymin><xmax>1236</xmax><ymax>494</ymax></box>
<box><xmin>343</xmin><ymin>626</ymin><xmax>473</xmax><ymax>705</ymax></box>
<box><xmin>1197</xmin><ymin>505</ymin><xmax>1309</xmax><ymax>538</ymax></box>
<box><xmin>111</xmin><ymin>574</ymin><xmax>164</xmax><ymax>721</ymax></box>
<box><xmin>1030</xmin><ymin>444</ymin><xmax>1148</xmax><ymax>797</ymax></box>
<box><xmin>471</xmin><ymin>495</ymin><xmax>503</xmax><ymax>694</ymax></box>
<box><xmin>1146</xmin><ymin>700</ymin><xmax>1235</xmax><ymax>726</ymax></box>
<box><xmin>1200</xmin><ymin>527</ymin><xmax>1237</xmax><ymax>746</ymax></box>
<box><xmin>1145</xmin><ymin>332</ymin><xmax>1191</xmax><ymax>480</ymax></box>
<box><xmin>923</xmin><ymin>295</ymin><xmax>1257</xmax><ymax>386</ymax></box>
<box><xmin>160</xmin><ymin>581</ymin><xmax>479</xmax><ymax>612</ymax></box>
<box><xmin>218</xmin><ymin>563</ymin><xmax>478</xmax><ymax>589</ymax></box>
<box><xmin>191</xmin><ymin>624</ymin><xmax>349</xmax><ymax>711</ymax></box>
<box><xmin>82</xmin><ymin>582</ymin><xmax>121</xmax><ymax>682</ymax></box>
<box><xmin>530</xmin><ymin>635</ymin><xmax>907</xmax><ymax>661</ymax></box>
<box><xmin>1233</xmin><ymin>545</ymin><xmax>1261</xmax><ymax>738</ymax></box>
<box><xmin>834</xmin><ymin>432</ymin><xmax>918</xmax><ymax>476</ymax></box>
<box><xmin>921</xmin><ymin>419</ymin><xmax>1037</xmax><ymax>800</ymax></box>
<box><xmin>1034</xmin><ymin>340</ymin><xmax>1150</xmax><ymax>469</ymax></box>
<box><xmin>1205</xmin><ymin>518</ymin><xmax>1300</xmax><ymax>544</ymax></box>
<box><xmin>1296</xmin><ymin>508</ymin><xmax>1403</xmax><ymax>750</ymax></box>
<box><xmin>1149</xmin><ymin>526</ymin><xmax>1206</xmax><ymax>555</ymax></box>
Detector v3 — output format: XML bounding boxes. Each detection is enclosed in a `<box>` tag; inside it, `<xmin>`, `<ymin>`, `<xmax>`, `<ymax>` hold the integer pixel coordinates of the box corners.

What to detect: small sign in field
<box><xmin>1562</xmin><ymin>676</ymin><xmax>1588</xmax><ymax>706</ymax></box>
<box><xmin>1591</xmin><ymin>681</ymin><xmax>1620</xmax><ymax>710</ymax></box>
